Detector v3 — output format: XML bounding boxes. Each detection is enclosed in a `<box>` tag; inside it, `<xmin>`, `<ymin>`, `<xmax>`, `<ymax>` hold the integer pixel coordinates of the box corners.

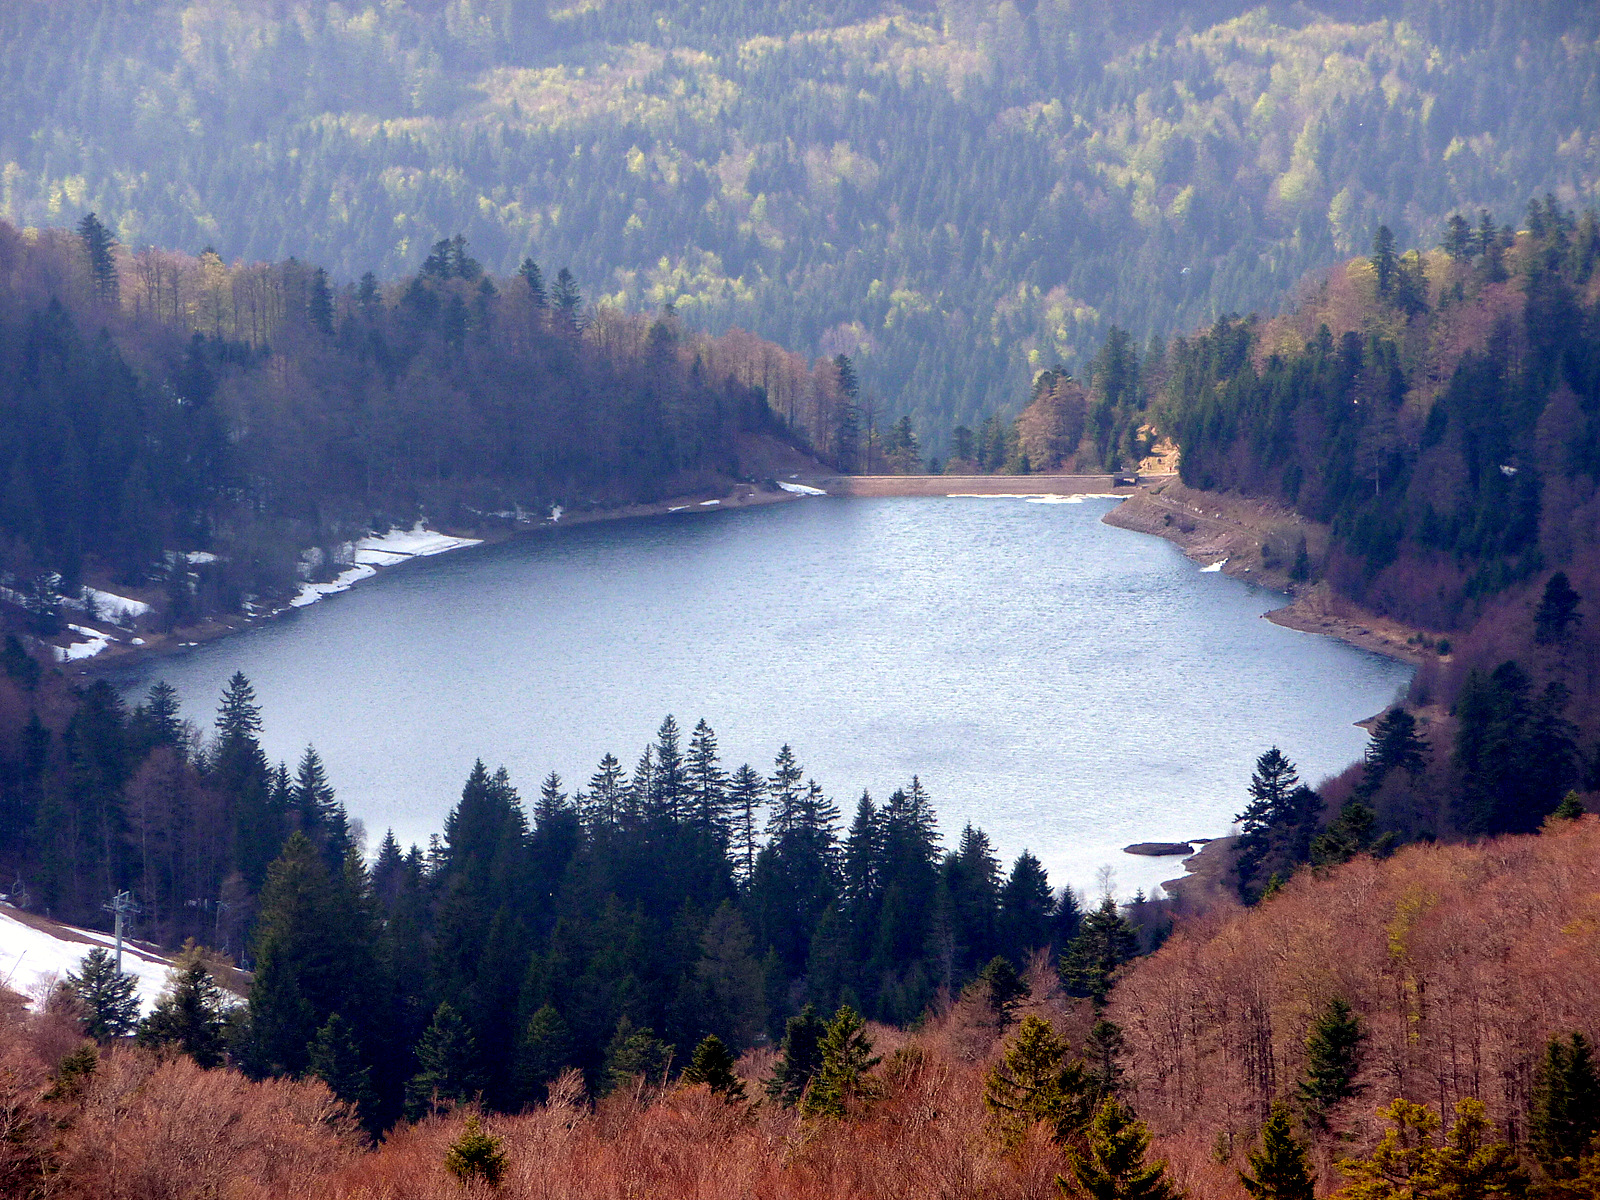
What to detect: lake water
<box><xmin>109</xmin><ymin>495</ymin><xmax>1412</xmax><ymax>899</ymax></box>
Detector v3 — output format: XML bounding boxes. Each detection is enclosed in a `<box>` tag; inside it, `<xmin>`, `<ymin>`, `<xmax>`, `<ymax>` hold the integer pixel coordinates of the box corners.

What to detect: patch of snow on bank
<box><xmin>700</xmin><ymin>499</ymin><xmax>721</xmax><ymax>506</ymax></box>
<box><xmin>186</xmin><ymin>551</ymin><xmax>220</xmax><ymax>565</ymax></box>
<box><xmin>668</xmin><ymin>506</ymin><xmax>690</xmax><ymax>512</ymax></box>
<box><xmin>292</xmin><ymin>524</ymin><xmax>483</xmax><ymax>608</ymax></box>
<box><xmin>55</xmin><ymin>625</ymin><xmax>113</xmax><ymax>661</ymax></box>
<box><xmin>778</xmin><ymin>482</ymin><xmax>827</xmax><ymax>496</ymax></box>
<box><xmin>0</xmin><ymin>907</ymin><xmax>174</xmax><ymax>1014</ymax></box>
<box><xmin>549</xmin><ymin>505</ymin><xmax>564</xmax><ymax>522</ymax></box>
<box><xmin>291</xmin><ymin>564</ymin><xmax>377</xmax><ymax>608</ymax></box>
<box><xmin>1200</xmin><ymin>558</ymin><xmax>1227</xmax><ymax>573</ymax></box>
<box><xmin>84</xmin><ymin>588</ymin><xmax>151</xmax><ymax>624</ymax></box>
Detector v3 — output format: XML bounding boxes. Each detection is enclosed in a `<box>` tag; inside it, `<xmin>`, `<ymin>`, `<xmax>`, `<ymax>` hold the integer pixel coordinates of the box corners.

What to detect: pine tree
<box><xmin>309</xmin><ymin>1013</ymin><xmax>377</xmax><ymax>1126</ymax></box>
<box><xmin>682</xmin><ymin>1034</ymin><xmax>746</xmax><ymax>1101</ymax></box>
<box><xmin>766</xmin><ymin>1004</ymin><xmax>826</xmax><ymax>1106</ymax></box>
<box><xmin>800</xmin><ymin>1005</ymin><xmax>879</xmax><ymax>1118</ymax></box>
<box><xmin>766</xmin><ymin>745</ymin><xmax>806</xmax><ymax>835</ymax></box>
<box><xmin>984</xmin><ymin>1014</ymin><xmax>1092</xmax><ymax>1147</ymax></box>
<box><xmin>137</xmin><ymin>947</ymin><xmax>228</xmax><ymax>1068</ymax></box>
<box><xmin>406</xmin><ymin>1002</ymin><xmax>483</xmax><ymax>1118</ymax></box>
<box><xmin>1531</xmin><ymin>1033</ymin><xmax>1600</xmax><ymax>1177</ymax></box>
<box><xmin>1062</xmin><ymin>896</ymin><xmax>1139</xmax><ymax>1006</ymax></box>
<box><xmin>64</xmin><ymin>947</ymin><xmax>140</xmax><ymax>1040</ymax></box>
<box><xmin>1298</xmin><ymin>997</ymin><xmax>1363</xmax><ymax>1128</ymax></box>
<box><xmin>444</xmin><ymin>1114</ymin><xmax>507</xmax><ymax>1188</ymax></box>
<box><xmin>1066</xmin><ymin>1097</ymin><xmax>1184</xmax><ymax>1200</ymax></box>
<box><xmin>1235</xmin><ymin>748</ymin><xmax>1321</xmax><ymax>898</ymax></box>
<box><xmin>686</xmin><ymin>719</ymin><xmax>728</xmax><ymax>837</ymax></box>
<box><xmin>1239</xmin><ymin>1102</ymin><xmax>1314</xmax><ymax>1200</ymax></box>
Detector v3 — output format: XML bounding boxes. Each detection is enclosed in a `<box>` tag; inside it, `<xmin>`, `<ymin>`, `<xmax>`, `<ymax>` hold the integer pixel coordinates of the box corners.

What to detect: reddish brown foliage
<box><xmin>1112</xmin><ymin>819</ymin><xmax>1600</xmax><ymax>1196</ymax></box>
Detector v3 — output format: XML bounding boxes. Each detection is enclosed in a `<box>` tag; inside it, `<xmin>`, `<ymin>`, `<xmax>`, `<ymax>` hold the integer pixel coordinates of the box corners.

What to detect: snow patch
<box><xmin>186</xmin><ymin>551</ymin><xmax>220</xmax><ymax>565</ymax></box>
<box><xmin>668</xmin><ymin>505</ymin><xmax>690</xmax><ymax>512</ymax></box>
<box><xmin>699</xmin><ymin>499</ymin><xmax>721</xmax><ymax>506</ymax></box>
<box><xmin>0</xmin><ymin>906</ymin><xmax>175</xmax><ymax>1015</ymax></box>
<box><xmin>292</xmin><ymin>524</ymin><xmax>482</xmax><ymax>608</ymax></box>
<box><xmin>778</xmin><ymin>481</ymin><xmax>827</xmax><ymax>496</ymax></box>
<box><xmin>84</xmin><ymin>588</ymin><xmax>151</xmax><ymax>625</ymax></box>
<box><xmin>55</xmin><ymin>625</ymin><xmax>113</xmax><ymax>661</ymax></box>
<box><xmin>1200</xmin><ymin>558</ymin><xmax>1227</xmax><ymax>573</ymax></box>
<box><xmin>549</xmin><ymin>505</ymin><xmax>564</xmax><ymax>522</ymax></box>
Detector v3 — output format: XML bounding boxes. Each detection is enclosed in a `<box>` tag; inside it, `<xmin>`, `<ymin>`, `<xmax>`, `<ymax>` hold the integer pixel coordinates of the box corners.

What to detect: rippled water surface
<box><xmin>110</xmin><ymin>496</ymin><xmax>1411</xmax><ymax>897</ymax></box>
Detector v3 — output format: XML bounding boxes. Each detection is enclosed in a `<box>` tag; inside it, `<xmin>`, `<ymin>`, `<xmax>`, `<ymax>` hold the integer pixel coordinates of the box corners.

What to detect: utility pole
<box><xmin>102</xmin><ymin>890</ymin><xmax>141</xmax><ymax>973</ymax></box>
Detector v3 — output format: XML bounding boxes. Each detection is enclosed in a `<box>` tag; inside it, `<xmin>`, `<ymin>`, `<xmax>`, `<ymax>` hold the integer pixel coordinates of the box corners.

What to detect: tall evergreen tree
<box><xmin>999</xmin><ymin>849</ymin><xmax>1055</xmax><ymax>964</ymax></box>
<box><xmin>686</xmin><ymin>719</ymin><xmax>728</xmax><ymax>838</ymax></box>
<box><xmin>681</xmin><ymin>1034</ymin><xmax>746</xmax><ymax>1101</ymax></box>
<box><xmin>1298</xmin><ymin>997</ymin><xmax>1363</xmax><ymax>1127</ymax></box>
<box><xmin>309</xmin><ymin>1012</ymin><xmax>378</xmax><ymax>1129</ymax></box>
<box><xmin>766</xmin><ymin>1005</ymin><xmax>826</xmax><ymax>1106</ymax></box>
<box><xmin>1239</xmin><ymin>1102</ymin><xmax>1315</xmax><ymax>1200</ymax></box>
<box><xmin>1062</xmin><ymin>896</ymin><xmax>1139</xmax><ymax>1007</ymax></box>
<box><xmin>1531</xmin><ymin>1033</ymin><xmax>1600</xmax><ymax>1177</ymax></box>
<box><xmin>985</xmin><ymin>1014</ymin><xmax>1092</xmax><ymax>1147</ymax></box>
<box><xmin>726</xmin><ymin>763</ymin><xmax>766</xmax><ymax>882</ymax></box>
<box><xmin>138</xmin><ymin>948</ymin><xmax>228</xmax><ymax>1068</ymax></box>
<box><xmin>406</xmin><ymin>1002</ymin><xmax>483</xmax><ymax>1118</ymax></box>
<box><xmin>514</xmin><ymin>1004</ymin><xmax>575</xmax><ymax>1105</ymax></box>
<box><xmin>77</xmin><ymin>212</ymin><xmax>118</xmax><ymax>304</ymax></box>
<box><xmin>1067</xmin><ymin>1097</ymin><xmax>1184</xmax><ymax>1200</ymax></box>
<box><xmin>1535</xmin><ymin>573</ymin><xmax>1583</xmax><ymax>644</ymax></box>
<box><xmin>64</xmin><ymin>947</ymin><xmax>140</xmax><ymax>1040</ymax></box>
<box><xmin>800</xmin><ymin>1005</ymin><xmax>879</xmax><ymax>1118</ymax></box>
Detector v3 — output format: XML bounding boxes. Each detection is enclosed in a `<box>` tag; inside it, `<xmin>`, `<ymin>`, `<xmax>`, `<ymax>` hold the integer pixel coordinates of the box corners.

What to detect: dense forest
<box><xmin>0</xmin><ymin>782</ymin><xmax>1594</xmax><ymax>1200</ymax></box>
<box><xmin>2</xmin><ymin>0</ymin><xmax>1596</xmax><ymax>444</ymax></box>
<box><xmin>0</xmin><ymin>216</ymin><xmax>861</xmax><ymax>637</ymax></box>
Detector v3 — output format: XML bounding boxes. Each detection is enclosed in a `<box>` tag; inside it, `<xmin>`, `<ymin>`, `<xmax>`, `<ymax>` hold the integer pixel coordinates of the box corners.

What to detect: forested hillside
<box><xmin>2</xmin><ymin>0</ymin><xmax>1595</xmax><ymax>445</ymax></box>
<box><xmin>0</xmin><ymin>218</ymin><xmax>840</xmax><ymax>635</ymax></box>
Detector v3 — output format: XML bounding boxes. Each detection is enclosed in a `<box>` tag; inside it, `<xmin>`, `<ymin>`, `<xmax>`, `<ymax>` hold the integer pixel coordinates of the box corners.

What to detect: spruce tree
<box><xmin>984</xmin><ymin>1014</ymin><xmax>1092</xmax><ymax>1147</ymax></box>
<box><xmin>979</xmin><ymin>955</ymin><xmax>1029</xmax><ymax>1019</ymax></box>
<box><xmin>444</xmin><ymin>1115</ymin><xmax>507</xmax><ymax>1188</ymax></box>
<box><xmin>1298</xmin><ymin>997</ymin><xmax>1363</xmax><ymax>1128</ymax></box>
<box><xmin>999</xmin><ymin>849</ymin><xmax>1055</xmax><ymax>963</ymax></box>
<box><xmin>1062</xmin><ymin>896</ymin><xmax>1139</xmax><ymax>1006</ymax></box>
<box><xmin>309</xmin><ymin>1013</ymin><xmax>377</xmax><ymax>1127</ymax></box>
<box><xmin>1239</xmin><ymin>1102</ymin><xmax>1314</xmax><ymax>1200</ymax></box>
<box><xmin>77</xmin><ymin>212</ymin><xmax>119</xmax><ymax>304</ymax></box>
<box><xmin>586</xmin><ymin>753</ymin><xmax>627</xmax><ymax>827</ymax></box>
<box><xmin>766</xmin><ymin>1004</ymin><xmax>826</xmax><ymax>1106</ymax></box>
<box><xmin>1535</xmin><ymin>573</ymin><xmax>1583</xmax><ymax>645</ymax></box>
<box><xmin>686</xmin><ymin>719</ymin><xmax>728</xmax><ymax>837</ymax></box>
<box><xmin>1066</xmin><ymin>1097</ymin><xmax>1184</xmax><ymax>1200</ymax></box>
<box><xmin>726</xmin><ymin>763</ymin><xmax>766</xmax><ymax>881</ymax></box>
<box><xmin>406</xmin><ymin>1002</ymin><xmax>483</xmax><ymax>1118</ymax></box>
<box><xmin>1531</xmin><ymin>1033</ymin><xmax>1600</xmax><ymax>1177</ymax></box>
<box><xmin>64</xmin><ymin>947</ymin><xmax>140</xmax><ymax>1041</ymax></box>
<box><xmin>308</xmin><ymin>268</ymin><xmax>334</xmax><ymax>334</ymax></box>
<box><xmin>137</xmin><ymin>948</ymin><xmax>228</xmax><ymax>1068</ymax></box>
<box><xmin>514</xmin><ymin>1004</ymin><xmax>574</xmax><ymax>1105</ymax></box>
<box><xmin>800</xmin><ymin>1005</ymin><xmax>879</xmax><ymax>1118</ymax></box>
<box><xmin>682</xmin><ymin>1034</ymin><xmax>746</xmax><ymax>1101</ymax></box>
<box><xmin>603</xmin><ymin>1016</ymin><xmax>669</xmax><ymax>1094</ymax></box>
<box><xmin>519</xmin><ymin>257</ymin><xmax>547</xmax><ymax>311</ymax></box>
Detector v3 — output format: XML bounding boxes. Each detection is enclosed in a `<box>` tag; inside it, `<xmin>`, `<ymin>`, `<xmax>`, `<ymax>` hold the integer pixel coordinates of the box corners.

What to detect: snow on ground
<box><xmin>700</xmin><ymin>499</ymin><xmax>721</xmax><ymax>506</ymax></box>
<box><xmin>1200</xmin><ymin>558</ymin><xmax>1227</xmax><ymax>573</ymax></box>
<box><xmin>0</xmin><ymin>906</ymin><xmax>175</xmax><ymax>1014</ymax></box>
<box><xmin>778</xmin><ymin>481</ymin><xmax>827</xmax><ymax>496</ymax></box>
<box><xmin>185</xmin><ymin>551</ymin><xmax>220</xmax><ymax>565</ymax></box>
<box><xmin>549</xmin><ymin>505</ymin><xmax>564</xmax><ymax>522</ymax></box>
<box><xmin>292</xmin><ymin>523</ymin><xmax>482</xmax><ymax>607</ymax></box>
<box><xmin>55</xmin><ymin>624</ymin><xmax>114</xmax><ymax>662</ymax></box>
<box><xmin>83</xmin><ymin>588</ymin><xmax>151</xmax><ymax>625</ymax></box>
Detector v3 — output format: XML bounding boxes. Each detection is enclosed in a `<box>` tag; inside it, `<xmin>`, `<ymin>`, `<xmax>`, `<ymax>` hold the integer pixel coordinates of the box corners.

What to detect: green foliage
<box><xmin>1240</xmin><ymin>1102</ymin><xmax>1314</xmax><ymax>1200</ymax></box>
<box><xmin>1454</xmin><ymin>662</ymin><xmax>1580</xmax><ymax>835</ymax></box>
<box><xmin>1298</xmin><ymin>997</ymin><xmax>1363</xmax><ymax>1128</ymax></box>
<box><xmin>1064</xmin><ymin>1097</ymin><xmax>1185</xmax><ymax>1200</ymax></box>
<box><xmin>1234</xmin><ymin>749</ymin><xmax>1322</xmax><ymax>901</ymax></box>
<box><xmin>406</xmin><ymin>1003</ymin><xmax>484</xmax><ymax>1119</ymax></box>
<box><xmin>681</xmin><ymin>1034</ymin><xmax>746</xmax><ymax>1102</ymax></box>
<box><xmin>64</xmin><ymin>947</ymin><xmax>140</xmax><ymax>1041</ymax></box>
<box><xmin>1535</xmin><ymin>573</ymin><xmax>1583</xmax><ymax>645</ymax></box>
<box><xmin>978</xmin><ymin>956</ymin><xmax>1029</xmax><ymax>1020</ymax></box>
<box><xmin>514</xmin><ymin>1005</ymin><xmax>575</xmax><ymax>1105</ymax></box>
<box><xmin>1530</xmin><ymin>1034</ymin><xmax>1600</xmax><ymax>1178</ymax></box>
<box><xmin>137</xmin><ymin>948</ymin><xmax>229</xmax><ymax>1068</ymax></box>
<box><xmin>766</xmin><ymin>1004</ymin><xmax>827</xmax><ymax>1107</ymax></box>
<box><xmin>1061</xmin><ymin>896</ymin><xmax>1139</xmax><ymax>1006</ymax></box>
<box><xmin>984</xmin><ymin>1014</ymin><xmax>1091</xmax><ymax>1148</ymax></box>
<box><xmin>1335</xmin><ymin>1098</ymin><xmax>1527</xmax><ymax>1200</ymax></box>
<box><xmin>444</xmin><ymin>1115</ymin><xmax>507</xmax><ymax>1189</ymax></box>
<box><xmin>800</xmin><ymin>1005</ymin><xmax>880</xmax><ymax>1118</ymax></box>
<box><xmin>603</xmin><ymin>1017</ymin><xmax>670</xmax><ymax>1094</ymax></box>
<box><xmin>309</xmin><ymin>1013</ymin><xmax>378</xmax><ymax>1129</ymax></box>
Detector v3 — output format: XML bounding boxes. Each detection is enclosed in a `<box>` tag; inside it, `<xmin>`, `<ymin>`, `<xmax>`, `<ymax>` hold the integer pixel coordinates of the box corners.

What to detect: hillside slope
<box><xmin>2</xmin><ymin>0</ymin><xmax>1596</xmax><ymax>441</ymax></box>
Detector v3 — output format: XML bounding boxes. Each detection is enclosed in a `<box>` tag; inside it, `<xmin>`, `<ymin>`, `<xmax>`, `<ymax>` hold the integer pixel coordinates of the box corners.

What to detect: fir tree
<box><xmin>444</xmin><ymin>1114</ymin><xmax>507</xmax><ymax>1188</ymax></box>
<box><xmin>1531</xmin><ymin>1033</ymin><xmax>1600</xmax><ymax>1177</ymax></box>
<box><xmin>766</xmin><ymin>1004</ymin><xmax>826</xmax><ymax>1106</ymax></box>
<box><xmin>999</xmin><ymin>849</ymin><xmax>1055</xmax><ymax>963</ymax></box>
<box><xmin>1066</xmin><ymin>1097</ymin><xmax>1184</xmax><ymax>1200</ymax></box>
<box><xmin>1298</xmin><ymin>997</ymin><xmax>1363</xmax><ymax>1128</ymax></box>
<box><xmin>978</xmin><ymin>955</ymin><xmax>1029</xmax><ymax>1020</ymax></box>
<box><xmin>406</xmin><ymin>1002</ymin><xmax>483</xmax><ymax>1118</ymax></box>
<box><xmin>686</xmin><ymin>719</ymin><xmax>728</xmax><ymax>838</ymax></box>
<box><xmin>1085</xmin><ymin>1018</ymin><xmax>1126</xmax><ymax>1101</ymax></box>
<box><xmin>1239</xmin><ymin>1102</ymin><xmax>1314</xmax><ymax>1200</ymax></box>
<box><xmin>1371</xmin><ymin>225</ymin><xmax>1398</xmax><ymax>297</ymax></box>
<box><xmin>604</xmin><ymin>1016</ymin><xmax>669</xmax><ymax>1094</ymax></box>
<box><xmin>800</xmin><ymin>1005</ymin><xmax>879</xmax><ymax>1118</ymax></box>
<box><xmin>726</xmin><ymin>763</ymin><xmax>766</xmax><ymax>882</ymax></box>
<box><xmin>552</xmin><ymin>267</ymin><xmax>583</xmax><ymax>336</ymax></box>
<box><xmin>1535</xmin><ymin>573</ymin><xmax>1583</xmax><ymax>645</ymax></box>
<box><xmin>519</xmin><ymin>258</ymin><xmax>547</xmax><ymax>311</ymax></box>
<box><xmin>514</xmin><ymin>1004</ymin><xmax>574</xmax><ymax>1104</ymax></box>
<box><xmin>682</xmin><ymin>1033</ymin><xmax>746</xmax><ymax>1101</ymax></box>
<box><xmin>309</xmin><ymin>1012</ymin><xmax>377</xmax><ymax>1127</ymax></box>
<box><xmin>984</xmin><ymin>1014</ymin><xmax>1092</xmax><ymax>1147</ymax></box>
<box><xmin>77</xmin><ymin>212</ymin><xmax>118</xmax><ymax>304</ymax></box>
<box><xmin>1062</xmin><ymin>896</ymin><xmax>1139</xmax><ymax>1006</ymax></box>
<box><xmin>586</xmin><ymin>753</ymin><xmax>627</xmax><ymax>828</ymax></box>
<box><xmin>64</xmin><ymin>947</ymin><xmax>140</xmax><ymax>1040</ymax></box>
<box><xmin>1235</xmin><ymin>748</ymin><xmax>1321</xmax><ymax>899</ymax></box>
<box><xmin>308</xmin><ymin>268</ymin><xmax>334</xmax><ymax>334</ymax></box>
<box><xmin>137</xmin><ymin>947</ymin><xmax>228</xmax><ymax>1068</ymax></box>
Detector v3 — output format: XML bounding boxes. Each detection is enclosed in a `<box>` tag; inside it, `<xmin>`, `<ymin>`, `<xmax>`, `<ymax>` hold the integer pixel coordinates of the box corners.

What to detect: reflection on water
<box><xmin>110</xmin><ymin>496</ymin><xmax>1412</xmax><ymax>899</ymax></box>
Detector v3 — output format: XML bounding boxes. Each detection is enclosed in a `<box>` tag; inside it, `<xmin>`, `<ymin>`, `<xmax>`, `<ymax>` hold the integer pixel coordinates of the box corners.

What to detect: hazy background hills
<box><xmin>2</xmin><ymin>0</ymin><xmax>1597</xmax><ymax>445</ymax></box>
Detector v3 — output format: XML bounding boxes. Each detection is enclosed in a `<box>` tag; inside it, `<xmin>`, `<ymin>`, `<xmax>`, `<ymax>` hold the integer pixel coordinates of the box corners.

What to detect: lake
<box><xmin>109</xmin><ymin>495</ymin><xmax>1412</xmax><ymax>899</ymax></box>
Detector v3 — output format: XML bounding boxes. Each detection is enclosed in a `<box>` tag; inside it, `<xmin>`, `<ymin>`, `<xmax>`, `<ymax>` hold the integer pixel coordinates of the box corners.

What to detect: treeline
<box><xmin>0</xmin><ymin>650</ymin><xmax>1114</xmax><ymax>1130</ymax></box>
<box><xmin>0</xmin><ymin>217</ymin><xmax>848</xmax><ymax>629</ymax></box>
<box><xmin>2</xmin><ymin>1</ymin><xmax>1596</xmax><ymax>444</ymax></box>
